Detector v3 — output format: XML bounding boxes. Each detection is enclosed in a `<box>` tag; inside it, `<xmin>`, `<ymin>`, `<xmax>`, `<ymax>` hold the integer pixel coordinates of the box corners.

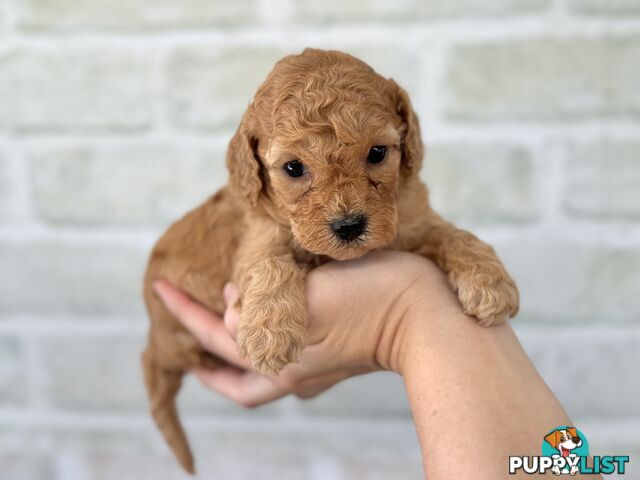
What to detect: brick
<box><xmin>518</xmin><ymin>326</ymin><xmax>640</xmax><ymax>418</ymax></box>
<box><xmin>0</xmin><ymin>48</ymin><xmax>152</xmax><ymax>132</ymax></box>
<box><xmin>166</xmin><ymin>46</ymin><xmax>285</xmax><ymax>131</ymax></box>
<box><xmin>77</xmin><ymin>426</ymin><xmax>420</xmax><ymax>479</ymax></box>
<box><xmin>0</xmin><ymin>154</ymin><xmax>9</xmax><ymax>221</ymax></box>
<box><xmin>0</xmin><ymin>337</ymin><xmax>25</xmax><ymax>406</ymax></box>
<box><xmin>293</xmin><ymin>0</ymin><xmax>550</xmax><ymax>22</ymax></box>
<box><xmin>184</xmin><ymin>427</ymin><xmax>419</xmax><ymax>479</ymax></box>
<box><xmin>444</xmin><ymin>36</ymin><xmax>640</xmax><ymax>120</ymax></box>
<box><xmin>0</xmin><ymin>453</ymin><xmax>52</xmax><ymax>480</ymax></box>
<box><xmin>0</xmin><ymin>5</ymin><xmax>5</xmax><ymax>36</ymax></box>
<box><xmin>0</xmin><ymin>425</ymin><xmax>419</xmax><ymax>479</ymax></box>
<box><xmin>297</xmin><ymin>372</ymin><xmax>410</xmax><ymax>417</ymax></box>
<box><xmin>0</xmin><ymin>430</ymin><xmax>157</xmax><ymax>470</ymax></box>
<box><xmin>165</xmin><ymin>45</ymin><xmax>421</xmax><ymax>131</ymax></box>
<box><xmin>0</xmin><ymin>430</ymin><xmax>152</xmax><ymax>480</ymax></box>
<box><xmin>29</xmin><ymin>144</ymin><xmax>227</xmax><ymax>226</ymax></box>
<box><xmin>568</xmin><ymin>0</ymin><xmax>640</xmax><ymax>15</ymax></box>
<box><xmin>16</xmin><ymin>0</ymin><xmax>259</xmax><ymax>31</ymax></box>
<box><xmin>497</xmin><ymin>241</ymin><xmax>640</xmax><ymax>324</ymax></box>
<box><xmin>580</xmin><ymin>420</ymin><xmax>640</xmax><ymax>471</ymax></box>
<box><xmin>42</xmin><ymin>333</ymin><xmax>279</xmax><ymax>415</ymax></box>
<box><xmin>587</xmin><ymin>249</ymin><xmax>640</xmax><ymax>318</ymax></box>
<box><xmin>43</xmin><ymin>335</ymin><xmax>148</xmax><ymax>411</ymax></box>
<box><xmin>423</xmin><ymin>143</ymin><xmax>538</xmax><ymax>225</ymax></box>
<box><xmin>321</xmin><ymin>44</ymin><xmax>421</xmax><ymax>98</ymax></box>
<box><xmin>0</xmin><ymin>241</ymin><xmax>147</xmax><ymax>315</ymax></box>
<box><xmin>563</xmin><ymin>140</ymin><xmax>640</xmax><ymax>220</ymax></box>
<box><xmin>293</xmin><ymin>0</ymin><xmax>412</xmax><ymax>22</ymax></box>
<box><xmin>345</xmin><ymin>459</ymin><xmax>423</xmax><ymax>480</ymax></box>
<box><xmin>87</xmin><ymin>446</ymin><xmax>309</xmax><ymax>480</ymax></box>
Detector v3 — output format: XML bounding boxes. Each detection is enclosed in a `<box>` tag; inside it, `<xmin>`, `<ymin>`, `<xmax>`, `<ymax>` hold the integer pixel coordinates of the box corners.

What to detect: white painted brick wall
<box><xmin>1</xmin><ymin>0</ymin><xmax>639</xmax><ymax>478</ymax></box>
<box><xmin>0</xmin><ymin>47</ymin><xmax>154</xmax><ymax>132</ymax></box>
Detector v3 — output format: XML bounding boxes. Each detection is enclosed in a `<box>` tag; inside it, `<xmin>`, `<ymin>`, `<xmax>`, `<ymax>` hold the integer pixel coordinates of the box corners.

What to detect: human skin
<box><xmin>153</xmin><ymin>251</ymin><xmax>601</xmax><ymax>479</ymax></box>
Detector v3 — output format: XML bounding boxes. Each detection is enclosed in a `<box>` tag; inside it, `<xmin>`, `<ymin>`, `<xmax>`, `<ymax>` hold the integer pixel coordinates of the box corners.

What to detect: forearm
<box><xmin>396</xmin><ymin>302</ymin><xmax>581</xmax><ymax>479</ymax></box>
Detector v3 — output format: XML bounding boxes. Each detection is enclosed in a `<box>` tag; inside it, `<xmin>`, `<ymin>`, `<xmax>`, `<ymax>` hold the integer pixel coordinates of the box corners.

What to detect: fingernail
<box><xmin>223</xmin><ymin>282</ymin><xmax>233</xmax><ymax>302</ymax></box>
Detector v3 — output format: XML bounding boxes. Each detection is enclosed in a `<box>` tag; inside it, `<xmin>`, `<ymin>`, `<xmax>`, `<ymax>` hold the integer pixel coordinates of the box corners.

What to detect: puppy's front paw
<box><xmin>449</xmin><ymin>268</ymin><xmax>519</xmax><ymax>327</ymax></box>
<box><xmin>237</xmin><ymin>306</ymin><xmax>305</xmax><ymax>376</ymax></box>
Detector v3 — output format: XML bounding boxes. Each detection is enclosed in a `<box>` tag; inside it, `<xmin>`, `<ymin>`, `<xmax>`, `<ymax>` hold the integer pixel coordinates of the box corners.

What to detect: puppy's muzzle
<box><xmin>330</xmin><ymin>214</ymin><xmax>367</xmax><ymax>241</ymax></box>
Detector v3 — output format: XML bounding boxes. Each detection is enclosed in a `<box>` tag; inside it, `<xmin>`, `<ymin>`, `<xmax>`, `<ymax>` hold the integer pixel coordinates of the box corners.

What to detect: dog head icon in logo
<box><xmin>542</xmin><ymin>426</ymin><xmax>589</xmax><ymax>475</ymax></box>
<box><xmin>544</xmin><ymin>427</ymin><xmax>582</xmax><ymax>457</ymax></box>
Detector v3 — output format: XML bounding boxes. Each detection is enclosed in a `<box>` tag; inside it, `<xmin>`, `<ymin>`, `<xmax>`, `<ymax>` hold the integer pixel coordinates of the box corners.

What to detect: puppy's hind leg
<box><xmin>141</xmin><ymin>348</ymin><xmax>194</xmax><ymax>474</ymax></box>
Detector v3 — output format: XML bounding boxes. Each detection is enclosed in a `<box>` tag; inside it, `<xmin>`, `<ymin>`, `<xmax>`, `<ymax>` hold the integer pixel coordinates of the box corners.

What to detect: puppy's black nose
<box><xmin>330</xmin><ymin>214</ymin><xmax>367</xmax><ymax>241</ymax></box>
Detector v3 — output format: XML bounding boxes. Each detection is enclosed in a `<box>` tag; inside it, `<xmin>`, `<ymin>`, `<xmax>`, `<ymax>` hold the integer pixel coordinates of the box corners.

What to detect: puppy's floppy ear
<box><xmin>544</xmin><ymin>430</ymin><xmax>561</xmax><ymax>449</ymax></box>
<box><xmin>567</xmin><ymin>427</ymin><xmax>578</xmax><ymax>438</ymax></box>
<box><xmin>389</xmin><ymin>79</ymin><xmax>424</xmax><ymax>175</ymax></box>
<box><xmin>226</xmin><ymin>105</ymin><xmax>263</xmax><ymax>206</ymax></box>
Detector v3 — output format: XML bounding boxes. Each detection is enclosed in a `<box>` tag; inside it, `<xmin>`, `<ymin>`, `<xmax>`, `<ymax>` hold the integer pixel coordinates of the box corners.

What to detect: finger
<box><xmin>153</xmin><ymin>279</ymin><xmax>222</xmax><ymax>323</ymax></box>
<box><xmin>223</xmin><ymin>282</ymin><xmax>240</xmax><ymax>306</ymax></box>
<box><xmin>223</xmin><ymin>283</ymin><xmax>241</xmax><ymax>340</ymax></box>
<box><xmin>223</xmin><ymin>305</ymin><xmax>240</xmax><ymax>340</ymax></box>
<box><xmin>290</xmin><ymin>370</ymin><xmax>355</xmax><ymax>399</ymax></box>
<box><xmin>153</xmin><ymin>280</ymin><xmax>251</xmax><ymax>369</ymax></box>
<box><xmin>193</xmin><ymin>367</ymin><xmax>288</xmax><ymax>408</ymax></box>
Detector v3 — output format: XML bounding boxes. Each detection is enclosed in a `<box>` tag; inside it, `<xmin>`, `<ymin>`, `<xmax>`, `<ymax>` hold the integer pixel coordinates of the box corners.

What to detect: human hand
<box><xmin>153</xmin><ymin>250</ymin><xmax>461</xmax><ymax>407</ymax></box>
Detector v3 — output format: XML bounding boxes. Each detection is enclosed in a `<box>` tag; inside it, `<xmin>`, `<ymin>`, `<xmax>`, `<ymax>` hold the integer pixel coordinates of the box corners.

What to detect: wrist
<box><xmin>381</xmin><ymin>294</ymin><xmax>432</xmax><ymax>374</ymax></box>
<box><xmin>372</xmin><ymin>270</ymin><xmax>434</xmax><ymax>373</ymax></box>
<box><xmin>374</xmin><ymin>258</ymin><xmax>464</xmax><ymax>374</ymax></box>
<box><xmin>389</xmin><ymin>300</ymin><xmax>435</xmax><ymax>375</ymax></box>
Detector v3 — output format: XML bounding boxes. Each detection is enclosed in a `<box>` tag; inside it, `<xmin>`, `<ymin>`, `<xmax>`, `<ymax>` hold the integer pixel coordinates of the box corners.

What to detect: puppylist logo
<box><xmin>509</xmin><ymin>426</ymin><xmax>630</xmax><ymax>475</ymax></box>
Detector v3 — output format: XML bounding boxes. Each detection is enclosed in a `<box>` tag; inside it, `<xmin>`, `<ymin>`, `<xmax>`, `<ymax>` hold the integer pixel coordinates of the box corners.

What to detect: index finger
<box><xmin>153</xmin><ymin>280</ymin><xmax>252</xmax><ymax>369</ymax></box>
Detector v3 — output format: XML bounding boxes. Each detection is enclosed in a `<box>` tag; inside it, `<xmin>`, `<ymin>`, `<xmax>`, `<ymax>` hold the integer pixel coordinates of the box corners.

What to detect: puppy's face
<box><xmin>264</xmin><ymin>112</ymin><xmax>402</xmax><ymax>260</ymax></box>
<box><xmin>544</xmin><ymin>428</ymin><xmax>582</xmax><ymax>456</ymax></box>
<box><xmin>227</xmin><ymin>49</ymin><xmax>423</xmax><ymax>260</ymax></box>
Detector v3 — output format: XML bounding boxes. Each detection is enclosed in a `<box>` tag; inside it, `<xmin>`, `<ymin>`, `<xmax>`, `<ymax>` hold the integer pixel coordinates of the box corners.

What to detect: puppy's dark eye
<box><xmin>283</xmin><ymin>160</ymin><xmax>305</xmax><ymax>178</ymax></box>
<box><xmin>367</xmin><ymin>146</ymin><xmax>387</xmax><ymax>164</ymax></box>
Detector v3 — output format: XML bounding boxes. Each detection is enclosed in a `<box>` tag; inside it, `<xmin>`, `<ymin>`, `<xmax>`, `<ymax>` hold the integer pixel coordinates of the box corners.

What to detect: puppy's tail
<box><xmin>142</xmin><ymin>348</ymin><xmax>195</xmax><ymax>475</ymax></box>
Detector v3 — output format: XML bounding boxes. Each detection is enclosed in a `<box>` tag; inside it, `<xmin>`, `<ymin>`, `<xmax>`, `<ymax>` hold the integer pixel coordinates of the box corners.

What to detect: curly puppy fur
<box><xmin>142</xmin><ymin>48</ymin><xmax>519</xmax><ymax>473</ymax></box>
